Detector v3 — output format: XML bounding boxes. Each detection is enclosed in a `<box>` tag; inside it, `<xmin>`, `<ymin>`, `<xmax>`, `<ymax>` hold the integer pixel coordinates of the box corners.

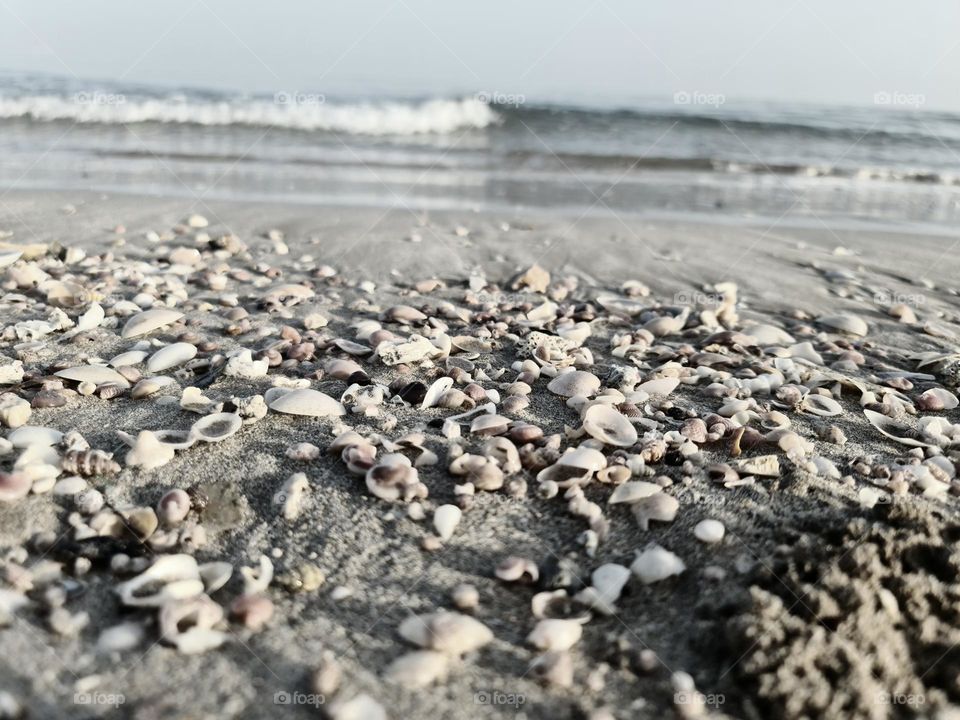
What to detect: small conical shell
<box><xmin>433</xmin><ymin>504</ymin><xmax>461</xmax><ymax>541</ymax></box>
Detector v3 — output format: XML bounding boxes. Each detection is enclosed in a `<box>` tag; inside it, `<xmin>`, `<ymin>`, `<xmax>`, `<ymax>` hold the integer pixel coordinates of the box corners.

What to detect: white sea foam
<box><xmin>0</xmin><ymin>94</ymin><xmax>500</xmax><ymax>135</ymax></box>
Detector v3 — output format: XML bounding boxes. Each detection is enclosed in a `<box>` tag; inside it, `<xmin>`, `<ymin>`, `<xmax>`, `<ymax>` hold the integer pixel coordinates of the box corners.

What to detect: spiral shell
<box><xmin>61</xmin><ymin>448</ymin><xmax>121</xmax><ymax>477</ymax></box>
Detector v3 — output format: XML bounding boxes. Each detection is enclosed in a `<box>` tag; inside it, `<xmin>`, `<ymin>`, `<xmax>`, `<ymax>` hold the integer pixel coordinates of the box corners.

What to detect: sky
<box><xmin>0</xmin><ymin>0</ymin><xmax>958</xmax><ymax>110</ymax></box>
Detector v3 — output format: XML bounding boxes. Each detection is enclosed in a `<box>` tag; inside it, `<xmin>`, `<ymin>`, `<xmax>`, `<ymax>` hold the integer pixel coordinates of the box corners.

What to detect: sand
<box><xmin>0</xmin><ymin>189</ymin><xmax>958</xmax><ymax>720</ymax></box>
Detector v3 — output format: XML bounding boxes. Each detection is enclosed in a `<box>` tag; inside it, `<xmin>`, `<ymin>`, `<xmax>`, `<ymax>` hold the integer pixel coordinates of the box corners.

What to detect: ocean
<box><xmin>2</xmin><ymin>72</ymin><xmax>960</xmax><ymax>233</ymax></box>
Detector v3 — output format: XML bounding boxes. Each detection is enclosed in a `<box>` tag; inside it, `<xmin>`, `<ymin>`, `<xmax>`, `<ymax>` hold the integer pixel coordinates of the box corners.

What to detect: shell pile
<box><xmin>0</xmin><ymin>214</ymin><xmax>958</xmax><ymax>718</ymax></box>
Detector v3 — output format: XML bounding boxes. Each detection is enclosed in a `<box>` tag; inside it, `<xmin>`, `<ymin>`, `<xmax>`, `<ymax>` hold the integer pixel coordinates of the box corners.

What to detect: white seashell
<box><xmin>918</xmin><ymin>387</ymin><xmax>959</xmax><ymax>411</ymax></box>
<box><xmin>608</xmin><ymin>481</ymin><xmax>662</xmax><ymax>505</ymax></box>
<box><xmin>802</xmin><ymin>394</ymin><xmax>842</xmax><ymax>417</ymax></box>
<box><xmin>275</xmin><ymin>472</ymin><xmax>310</xmax><ymax>520</ymax></box>
<box><xmin>110</xmin><ymin>350</ymin><xmax>148</xmax><ymax>367</ymax></box>
<box><xmin>632</xmin><ymin>493</ymin><xmax>679</xmax><ymax>530</ymax></box>
<box><xmin>198</xmin><ymin>561</ymin><xmax>233</xmax><ymax>593</ymax></box>
<box><xmin>734</xmin><ymin>454</ymin><xmax>781</xmax><ymax>477</ymax></box>
<box><xmin>433</xmin><ymin>504</ymin><xmax>461</xmax><ymax>541</ymax></box>
<box><xmin>581</xmin><ymin>404</ymin><xmax>637</xmax><ymax>447</ymax></box>
<box><xmin>115</xmin><ymin>554</ymin><xmax>201</xmax><ymax>607</ymax></box>
<box><xmin>636</xmin><ymin>377</ymin><xmax>680</xmax><ymax>396</ymax></box>
<box><xmin>240</xmin><ymin>555</ymin><xmax>274</xmax><ymax>595</ymax></box>
<box><xmin>421</xmin><ymin>377</ymin><xmax>454</xmax><ymax>409</ymax></box>
<box><xmin>125</xmin><ymin>431</ymin><xmax>176</xmax><ymax>469</ymax></box>
<box><xmin>536</xmin><ymin>446</ymin><xmax>608</xmax><ymax>487</ymax></box>
<box><xmin>97</xmin><ymin>621</ymin><xmax>144</xmax><ymax>653</ymax></box>
<box><xmin>269</xmin><ymin>389</ymin><xmax>346</xmax><ymax>417</ymax></box>
<box><xmin>8</xmin><ymin>425</ymin><xmax>63</xmax><ymax>448</ymax></box>
<box><xmin>693</xmin><ymin>519</ymin><xmax>725</xmax><ymax>543</ymax></box>
<box><xmin>384</xmin><ymin>650</ymin><xmax>449</xmax><ymax>687</ymax></box>
<box><xmin>121</xmin><ymin>308</ymin><xmax>184</xmax><ymax>338</ymax></box>
<box><xmin>0</xmin><ymin>251</ymin><xmax>22</xmax><ymax>268</ymax></box>
<box><xmin>398</xmin><ymin>611</ymin><xmax>493</xmax><ymax>655</ymax></box>
<box><xmin>76</xmin><ymin>303</ymin><xmax>105</xmax><ymax>332</ymax></box>
<box><xmin>55</xmin><ymin>365</ymin><xmax>130</xmax><ymax>388</ymax></box>
<box><xmin>378</xmin><ymin>335</ymin><xmax>436</xmax><ymax>366</ymax></box>
<box><xmin>173</xmin><ymin>628</ymin><xmax>229</xmax><ymax>655</ymax></box>
<box><xmin>328</xmin><ymin>694</ymin><xmax>387</xmax><ymax>720</ymax></box>
<box><xmin>527</xmin><ymin>618</ymin><xmax>584</xmax><ymax>651</ymax></box>
<box><xmin>190</xmin><ymin>413</ymin><xmax>242</xmax><ymax>443</ymax></box>
<box><xmin>146</xmin><ymin>342</ymin><xmax>197</xmax><ymax>372</ymax></box>
<box><xmin>817</xmin><ymin>313</ymin><xmax>868</xmax><ymax>337</ymax></box>
<box><xmin>547</xmin><ymin>371</ymin><xmax>601</xmax><ymax>398</ymax></box>
<box><xmin>589</xmin><ymin>563</ymin><xmax>631</xmax><ymax>605</ymax></box>
<box><xmin>742</xmin><ymin>323</ymin><xmax>795</xmax><ymax>345</ymax></box>
<box><xmin>864</xmin><ymin>409</ymin><xmax>932</xmax><ymax>447</ymax></box>
<box><xmin>224</xmin><ymin>349</ymin><xmax>269</xmax><ymax>379</ymax></box>
<box><xmin>630</xmin><ymin>544</ymin><xmax>686</xmax><ymax>584</ymax></box>
<box><xmin>131</xmin><ymin>376</ymin><xmax>176</xmax><ymax>399</ymax></box>
<box><xmin>0</xmin><ymin>394</ymin><xmax>30</xmax><ymax>428</ymax></box>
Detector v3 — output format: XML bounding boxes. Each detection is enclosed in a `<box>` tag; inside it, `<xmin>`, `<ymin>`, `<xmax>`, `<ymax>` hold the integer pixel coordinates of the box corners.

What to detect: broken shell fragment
<box><xmin>581</xmin><ymin>404</ymin><xmax>638</xmax><ymax>447</ymax></box>
<box><xmin>632</xmin><ymin>493</ymin><xmax>679</xmax><ymax>530</ymax></box>
<box><xmin>433</xmin><ymin>504</ymin><xmax>462</xmax><ymax>541</ymax></box>
<box><xmin>630</xmin><ymin>545</ymin><xmax>686</xmax><ymax>584</ymax></box>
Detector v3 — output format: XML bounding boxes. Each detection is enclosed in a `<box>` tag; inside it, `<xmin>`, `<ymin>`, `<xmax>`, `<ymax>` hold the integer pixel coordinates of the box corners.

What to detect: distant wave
<box><xmin>0</xmin><ymin>94</ymin><xmax>500</xmax><ymax>135</ymax></box>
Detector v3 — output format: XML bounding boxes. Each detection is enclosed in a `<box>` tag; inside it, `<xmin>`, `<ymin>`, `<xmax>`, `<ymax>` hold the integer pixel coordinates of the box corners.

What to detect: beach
<box><xmin>0</xmin><ymin>188</ymin><xmax>959</xmax><ymax>719</ymax></box>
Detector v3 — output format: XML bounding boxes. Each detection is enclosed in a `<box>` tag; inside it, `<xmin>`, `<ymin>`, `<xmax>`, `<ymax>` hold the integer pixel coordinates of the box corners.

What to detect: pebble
<box><xmin>693</xmin><ymin>519</ymin><xmax>725</xmax><ymax>543</ymax></box>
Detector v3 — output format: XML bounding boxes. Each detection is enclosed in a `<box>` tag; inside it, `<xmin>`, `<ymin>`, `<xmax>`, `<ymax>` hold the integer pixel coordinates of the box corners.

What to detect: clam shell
<box><xmin>190</xmin><ymin>413</ymin><xmax>242</xmax><ymax>443</ymax></box>
<box><xmin>547</xmin><ymin>371</ymin><xmax>601</xmax><ymax>398</ymax></box>
<box><xmin>110</xmin><ymin>350</ymin><xmax>149</xmax><ymax>368</ymax></box>
<box><xmin>268</xmin><ymin>389</ymin><xmax>346</xmax><ymax>417</ymax></box>
<box><xmin>817</xmin><ymin>313</ymin><xmax>868</xmax><ymax>337</ymax></box>
<box><xmin>582</xmin><ymin>404</ymin><xmax>637</xmax><ymax>447</ymax></box>
<box><xmin>55</xmin><ymin>365</ymin><xmax>130</xmax><ymax>388</ymax></box>
<box><xmin>633</xmin><ymin>493</ymin><xmax>679</xmax><ymax>530</ymax></box>
<box><xmin>398</xmin><ymin>611</ymin><xmax>493</xmax><ymax>655</ymax></box>
<box><xmin>864</xmin><ymin>409</ymin><xmax>932</xmax><ymax>447</ymax></box>
<box><xmin>742</xmin><ymin>323</ymin><xmax>795</xmax><ymax>345</ymax></box>
<box><xmin>536</xmin><ymin>446</ymin><xmax>607</xmax><ymax>486</ymax></box>
<box><xmin>131</xmin><ymin>376</ymin><xmax>176</xmax><ymax>399</ymax></box>
<box><xmin>8</xmin><ymin>425</ymin><xmax>64</xmax><ymax>448</ymax></box>
<box><xmin>636</xmin><ymin>377</ymin><xmax>679</xmax><ymax>396</ymax></box>
<box><xmin>630</xmin><ymin>544</ymin><xmax>685</xmax><ymax>584</ymax></box>
<box><xmin>147</xmin><ymin>342</ymin><xmax>198</xmax><ymax>373</ymax></box>
<box><xmin>527</xmin><ymin>618</ymin><xmax>584</xmax><ymax>652</ymax></box>
<box><xmin>421</xmin><ymin>377</ymin><xmax>454</xmax><ymax>410</ymax></box>
<box><xmin>917</xmin><ymin>387</ymin><xmax>959</xmax><ymax>411</ymax></box>
<box><xmin>802</xmin><ymin>394</ymin><xmax>842</xmax><ymax>416</ymax></box>
<box><xmin>121</xmin><ymin>308</ymin><xmax>184</xmax><ymax>338</ymax></box>
<box><xmin>607</xmin><ymin>481</ymin><xmax>661</xmax><ymax>505</ymax></box>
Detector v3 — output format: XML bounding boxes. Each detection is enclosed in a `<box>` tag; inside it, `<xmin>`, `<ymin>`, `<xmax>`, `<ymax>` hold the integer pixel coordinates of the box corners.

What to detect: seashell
<box><xmin>630</xmin><ymin>544</ymin><xmax>685</xmax><ymax>584</ymax></box>
<box><xmin>110</xmin><ymin>350</ymin><xmax>149</xmax><ymax>367</ymax></box>
<box><xmin>325</xmin><ymin>358</ymin><xmax>365</xmax><ymax>380</ymax></box>
<box><xmin>125</xmin><ymin>431</ymin><xmax>176</xmax><ymax>470</ymax></box>
<box><xmin>0</xmin><ymin>393</ymin><xmax>30</xmax><ymax>428</ymax></box>
<box><xmin>365</xmin><ymin>453</ymin><xmax>421</xmax><ymax>502</ymax></box>
<box><xmin>527</xmin><ymin>618</ymin><xmax>584</xmax><ymax>651</ymax></box>
<box><xmin>817</xmin><ymin>313</ymin><xmax>868</xmax><ymax>337</ymax></box>
<box><xmin>917</xmin><ymin>388</ymin><xmax>959</xmax><ymax>411</ymax></box>
<box><xmin>864</xmin><ymin>409</ymin><xmax>932</xmax><ymax>447</ymax></box>
<box><xmin>636</xmin><ymin>377</ymin><xmax>679</xmax><ymax>396</ymax></box>
<box><xmin>230</xmin><ymin>593</ymin><xmax>274</xmax><ymax>631</ymax></box>
<box><xmin>421</xmin><ymin>377</ymin><xmax>454</xmax><ymax>409</ymax></box>
<box><xmin>8</xmin><ymin>425</ymin><xmax>63</xmax><ymax>448</ymax></box>
<box><xmin>398</xmin><ymin>611</ymin><xmax>493</xmax><ymax>656</ymax></box>
<box><xmin>536</xmin><ymin>446</ymin><xmax>607</xmax><ymax>487</ymax></box>
<box><xmin>384</xmin><ymin>650</ymin><xmax>449</xmax><ymax>687</ymax></box>
<box><xmin>264</xmin><ymin>283</ymin><xmax>314</xmax><ymax>300</ymax></box>
<box><xmin>97</xmin><ymin>621</ymin><xmax>145</xmax><ymax>653</ymax></box>
<box><xmin>378</xmin><ymin>335</ymin><xmax>435</xmax><ymax>365</ymax></box>
<box><xmin>802</xmin><ymin>394</ymin><xmax>842</xmax><ymax>416</ymax></box>
<box><xmin>286</xmin><ymin>442</ymin><xmax>320</xmax><ymax>461</ymax></box>
<box><xmin>607</xmin><ymin>481</ymin><xmax>662</xmax><ymax>505</ymax></box>
<box><xmin>482</xmin><ymin>437</ymin><xmax>521</xmax><ymax>474</ymax></box>
<box><xmin>495</xmin><ymin>556</ymin><xmax>539</xmax><ymax>583</ymax></box>
<box><xmin>224</xmin><ymin>350</ymin><xmax>269</xmax><ymax>378</ymax></box>
<box><xmin>632</xmin><ymin>493</ymin><xmax>679</xmax><ymax>530</ymax></box>
<box><xmin>115</xmin><ymin>554</ymin><xmax>202</xmax><ymax>607</ymax></box>
<box><xmin>448</xmin><ymin>453</ymin><xmax>504</xmax><ymax>491</ymax></box>
<box><xmin>469</xmin><ymin>414</ymin><xmax>509</xmax><ymax>436</ymax></box>
<box><xmin>61</xmin><ymin>449</ymin><xmax>119</xmax><ymax>476</ymax></box>
<box><xmin>75</xmin><ymin>303</ymin><xmax>105</xmax><ymax>332</ymax></box>
<box><xmin>734</xmin><ymin>454</ymin><xmax>781</xmax><ymax>477</ymax></box>
<box><xmin>742</xmin><ymin>323</ymin><xmax>795</xmax><ymax>345</ymax></box>
<box><xmin>268</xmin><ymin>389</ymin><xmax>346</xmax><ymax>417</ymax></box>
<box><xmin>575</xmin><ymin>563</ymin><xmax>631</xmax><ymax>613</ymax></box>
<box><xmin>452</xmin><ymin>584</ymin><xmax>480</xmax><ymax>612</ymax></box>
<box><xmin>451</xmin><ymin>336</ymin><xmax>493</xmax><ymax>354</ymax></box>
<box><xmin>581</xmin><ymin>404</ymin><xmax>637</xmax><ymax>447</ymax></box>
<box><xmin>0</xmin><ymin>472</ymin><xmax>31</xmax><ymax>503</ymax></box>
<box><xmin>121</xmin><ymin>308</ymin><xmax>184</xmax><ymax>338</ymax></box>
<box><xmin>511</xmin><ymin>263</ymin><xmax>550</xmax><ymax>293</ymax></box>
<box><xmin>146</xmin><ymin>342</ymin><xmax>197</xmax><ymax>372</ymax></box>
<box><xmin>694</xmin><ymin>519</ymin><xmax>725</xmax><ymax>544</ymax></box>
<box><xmin>529</xmin><ymin>650</ymin><xmax>574</xmax><ymax>687</ymax></box>
<box><xmin>760</xmin><ymin>411</ymin><xmax>791</xmax><ymax>431</ymax></box>
<box><xmin>131</xmin><ymin>376</ymin><xmax>176</xmax><ymax>399</ymax></box>
<box><xmin>55</xmin><ymin>365</ymin><xmax>130</xmax><ymax>388</ymax></box>
<box><xmin>328</xmin><ymin>695</ymin><xmax>387</xmax><ymax>720</ymax></box>
<box><xmin>383</xmin><ymin>305</ymin><xmax>427</xmax><ymax>325</ymax></box>
<box><xmin>158</xmin><ymin>489</ymin><xmax>191</xmax><ymax>525</ymax></box>
<box><xmin>433</xmin><ymin>504</ymin><xmax>461</xmax><ymax>541</ymax></box>
<box><xmin>190</xmin><ymin>413</ymin><xmax>242</xmax><ymax>443</ymax></box>
<box><xmin>438</xmin><ymin>389</ymin><xmax>475</xmax><ymax>410</ymax></box>
<box><xmin>547</xmin><ymin>370</ymin><xmax>601</xmax><ymax>398</ymax></box>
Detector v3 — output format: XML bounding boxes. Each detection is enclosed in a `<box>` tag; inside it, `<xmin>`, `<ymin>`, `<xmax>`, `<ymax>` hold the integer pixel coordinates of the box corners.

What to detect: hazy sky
<box><xmin>1</xmin><ymin>0</ymin><xmax>958</xmax><ymax>110</ymax></box>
